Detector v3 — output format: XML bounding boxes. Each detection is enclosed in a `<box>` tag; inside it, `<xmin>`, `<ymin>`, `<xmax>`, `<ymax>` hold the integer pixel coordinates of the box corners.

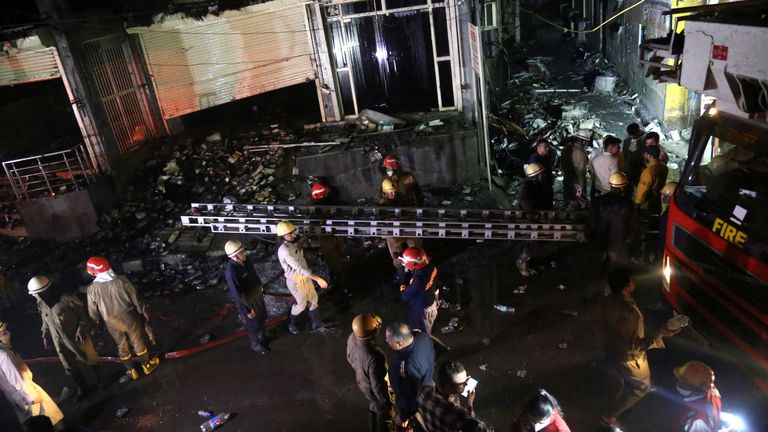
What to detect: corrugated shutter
<box><xmin>0</xmin><ymin>36</ymin><xmax>61</xmax><ymax>86</ymax></box>
<box><xmin>128</xmin><ymin>0</ymin><xmax>316</xmax><ymax>119</ymax></box>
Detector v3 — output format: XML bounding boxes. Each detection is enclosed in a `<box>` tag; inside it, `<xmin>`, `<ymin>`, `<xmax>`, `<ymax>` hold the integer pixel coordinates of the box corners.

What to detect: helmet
<box><xmin>352</xmin><ymin>314</ymin><xmax>383</xmax><ymax>339</ymax></box>
<box><xmin>661</xmin><ymin>182</ymin><xmax>678</xmax><ymax>198</ymax></box>
<box><xmin>311</xmin><ymin>183</ymin><xmax>330</xmax><ymax>200</ymax></box>
<box><xmin>573</xmin><ymin>129</ymin><xmax>591</xmax><ymax>141</ymax></box>
<box><xmin>381</xmin><ymin>178</ymin><xmax>397</xmax><ymax>194</ymax></box>
<box><xmin>0</xmin><ymin>321</ymin><xmax>6</xmax><ymax>332</ymax></box>
<box><xmin>275</xmin><ymin>221</ymin><xmax>297</xmax><ymax>237</ymax></box>
<box><xmin>224</xmin><ymin>240</ymin><xmax>244</xmax><ymax>257</ymax></box>
<box><xmin>401</xmin><ymin>247</ymin><xmax>429</xmax><ymax>270</ymax></box>
<box><xmin>382</xmin><ymin>155</ymin><xmax>400</xmax><ymax>170</ymax></box>
<box><xmin>86</xmin><ymin>257</ymin><xmax>111</xmax><ymax>276</ymax></box>
<box><xmin>674</xmin><ymin>361</ymin><xmax>715</xmax><ymax>390</ymax></box>
<box><xmin>608</xmin><ymin>172</ymin><xmax>629</xmax><ymax>188</ymax></box>
<box><xmin>27</xmin><ymin>276</ymin><xmax>51</xmax><ymax>294</ymax></box>
<box><xmin>524</xmin><ymin>163</ymin><xmax>544</xmax><ymax>178</ymax></box>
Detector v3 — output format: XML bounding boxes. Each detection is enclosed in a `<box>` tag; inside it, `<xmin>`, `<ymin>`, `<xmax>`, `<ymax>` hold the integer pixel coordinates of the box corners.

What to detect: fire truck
<box><xmin>641</xmin><ymin>3</ymin><xmax>768</xmax><ymax>392</ymax></box>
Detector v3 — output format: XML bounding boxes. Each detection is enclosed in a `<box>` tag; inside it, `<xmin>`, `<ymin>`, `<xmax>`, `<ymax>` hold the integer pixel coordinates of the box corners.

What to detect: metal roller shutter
<box><xmin>128</xmin><ymin>0</ymin><xmax>316</xmax><ymax>119</ymax></box>
<box><xmin>0</xmin><ymin>36</ymin><xmax>60</xmax><ymax>86</ymax></box>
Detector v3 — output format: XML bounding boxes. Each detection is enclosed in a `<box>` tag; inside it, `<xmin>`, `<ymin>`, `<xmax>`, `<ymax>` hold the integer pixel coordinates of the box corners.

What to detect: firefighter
<box><xmin>381</xmin><ymin>155</ymin><xmax>424</xmax><ymax>207</ymax></box>
<box><xmin>561</xmin><ymin>130</ymin><xmax>590</xmax><ymax>210</ymax></box>
<box><xmin>346</xmin><ymin>314</ymin><xmax>392</xmax><ymax>432</ymax></box>
<box><xmin>311</xmin><ymin>183</ymin><xmax>335</xmax><ymax>205</ymax></box>
<box><xmin>673</xmin><ymin>361</ymin><xmax>722</xmax><ymax>432</ymax></box>
<box><xmin>380</xmin><ymin>178</ymin><xmax>423</xmax><ymax>267</ymax></box>
<box><xmin>224</xmin><ymin>240</ymin><xmax>269</xmax><ymax>354</ymax></box>
<box><xmin>516</xmin><ymin>163</ymin><xmax>553</xmax><ymax>276</ymax></box>
<box><xmin>27</xmin><ymin>276</ymin><xmax>102</xmax><ymax>401</ymax></box>
<box><xmin>85</xmin><ymin>257</ymin><xmax>159</xmax><ymax>381</ymax></box>
<box><xmin>275</xmin><ymin>221</ymin><xmax>332</xmax><ymax>334</ymax></box>
<box><xmin>635</xmin><ymin>146</ymin><xmax>669</xmax><ymax>215</ymax></box>
<box><xmin>587</xmin><ymin>172</ymin><xmax>634</xmax><ymax>269</ymax></box>
<box><xmin>601</xmin><ymin>267</ymin><xmax>679</xmax><ymax>430</ymax></box>
<box><xmin>0</xmin><ymin>320</ymin><xmax>64</xmax><ymax>428</ymax></box>
<box><xmin>397</xmin><ymin>247</ymin><xmax>439</xmax><ymax>334</ymax></box>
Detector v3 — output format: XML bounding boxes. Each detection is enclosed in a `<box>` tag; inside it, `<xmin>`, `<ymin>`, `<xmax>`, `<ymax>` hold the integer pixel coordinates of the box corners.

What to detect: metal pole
<box><xmin>37</xmin><ymin>157</ymin><xmax>54</xmax><ymax>196</ymax></box>
<box><xmin>514</xmin><ymin>0</ymin><xmax>521</xmax><ymax>44</ymax></box>
<box><xmin>478</xmin><ymin>29</ymin><xmax>493</xmax><ymax>191</ymax></box>
<box><xmin>2</xmin><ymin>162</ymin><xmax>20</xmax><ymax>201</ymax></box>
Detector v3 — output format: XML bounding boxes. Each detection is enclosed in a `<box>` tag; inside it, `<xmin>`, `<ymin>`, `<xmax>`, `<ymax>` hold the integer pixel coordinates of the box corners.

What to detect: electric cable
<box><xmin>518</xmin><ymin>0</ymin><xmax>647</xmax><ymax>34</ymax></box>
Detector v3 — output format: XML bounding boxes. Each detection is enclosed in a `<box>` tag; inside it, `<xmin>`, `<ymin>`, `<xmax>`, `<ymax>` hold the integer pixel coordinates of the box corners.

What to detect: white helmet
<box><xmin>28</xmin><ymin>275</ymin><xmax>51</xmax><ymax>294</ymax></box>
<box><xmin>224</xmin><ymin>240</ymin><xmax>245</xmax><ymax>257</ymax></box>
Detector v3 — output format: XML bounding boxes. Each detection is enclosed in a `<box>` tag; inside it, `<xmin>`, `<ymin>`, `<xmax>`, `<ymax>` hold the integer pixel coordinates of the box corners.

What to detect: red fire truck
<box><xmin>644</xmin><ymin>10</ymin><xmax>768</xmax><ymax>391</ymax></box>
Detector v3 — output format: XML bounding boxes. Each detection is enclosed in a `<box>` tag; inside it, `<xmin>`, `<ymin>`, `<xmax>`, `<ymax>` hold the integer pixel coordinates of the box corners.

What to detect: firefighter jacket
<box><xmin>0</xmin><ymin>343</ymin><xmax>64</xmax><ymax>426</ymax></box>
<box><xmin>346</xmin><ymin>333</ymin><xmax>391</xmax><ymax>413</ymax></box>
<box><xmin>561</xmin><ymin>143</ymin><xmax>588</xmax><ymax>198</ymax></box>
<box><xmin>635</xmin><ymin>160</ymin><xmax>669</xmax><ymax>214</ymax></box>
<box><xmin>37</xmin><ymin>292</ymin><xmax>94</xmax><ymax>371</ymax></box>
<box><xmin>224</xmin><ymin>256</ymin><xmax>266</xmax><ymax>319</ymax></box>
<box><xmin>678</xmin><ymin>387</ymin><xmax>722</xmax><ymax>432</ymax></box>
<box><xmin>397</xmin><ymin>263</ymin><xmax>439</xmax><ymax>332</ymax></box>
<box><xmin>380</xmin><ymin>172</ymin><xmax>424</xmax><ymax>207</ymax></box>
<box><xmin>602</xmin><ymin>294</ymin><xmax>664</xmax><ymax>385</ymax></box>
<box><xmin>277</xmin><ymin>240</ymin><xmax>312</xmax><ymax>281</ymax></box>
<box><xmin>587</xmin><ymin>192</ymin><xmax>634</xmax><ymax>260</ymax></box>
<box><xmin>388</xmin><ymin>330</ymin><xmax>435</xmax><ymax>418</ymax></box>
<box><xmin>87</xmin><ymin>275</ymin><xmax>146</xmax><ymax>330</ymax></box>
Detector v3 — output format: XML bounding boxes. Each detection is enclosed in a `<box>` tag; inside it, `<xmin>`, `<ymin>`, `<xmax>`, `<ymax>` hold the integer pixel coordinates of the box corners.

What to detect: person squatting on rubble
<box><xmin>27</xmin><ymin>276</ymin><xmax>102</xmax><ymax>401</ymax></box>
<box><xmin>85</xmin><ymin>257</ymin><xmax>160</xmax><ymax>381</ymax></box>
<box><xmin>634</xmin><ymin>145</ymin><xmax>669</xmax><ymax>215</ymax></box>
<box><xmin>516</xmin><ymin>162</ymin><xmax>553</xmax><ymax>277</ymax></box>
<box><xmin>622</xmin><ymin>123</ymin><xmax>646</xmax><ymax>188</ymax></box>
<box><xmin>224</xmin><ymin>240</ymin><xmax>270</xmax><ymax>355</ymax></box>
<box><xmin>673</xmin><ymin>361</ymin><xmax>722</xmax><ymax>432</ymax></box>
<box><xmin>587</xmin><ymin>172</ymin><xmax>634</xmax><ymax>272</ymax></box>
<box><xmin>379</xmin><ymin>160</ymin><xmax>423</xmax><ymax>267</ymax></box>
<box><xmin>601</xmin><ymin>267</ymin><xmax>679</xmax><ymax>430</ymax></box>
<box><xmin>590</xmin><ymin>135</ymin><xmax>623</xmax><ymax>198</ymax></box>
<box><xmin>0</xmin><ymin>320</ymin><xmax>64</xmax><ymax>429</ymax></box>
<box><xmin>416</xmin><ymin>359</ymin><xmax>477</xmax><ymax>432</ymax></box>
<box><xmin>561</xmin><ymin>129</ymin><xmax>590</xmax><ymax>210</ymax></box>
<box><xmin>397</xmin><ymin>247</ymin><xmax>439</xmax><ymax>335</ymax></box>
<box><xmin>381</xmin><ymin>155</ymin><xmax>424</xmax><ymax>208</ymax></box>
<box><xmin>346</xmin><ymin>314</ymin><xmax>393</xmax><ymax>432</ymax></box>
<box><xmin>386</xmin><ymin>322</ymin><xmax>435</xmax><ymax>430</ymax></box>
<box><xmin>275</xmin><ymin>221</ymin><xmax>332</xmax><ymax>334</ymax></box>
<box><xmin>509</xmin><ymin>389</ymin><xmax>571</xmax><ymax>432</ymax></box>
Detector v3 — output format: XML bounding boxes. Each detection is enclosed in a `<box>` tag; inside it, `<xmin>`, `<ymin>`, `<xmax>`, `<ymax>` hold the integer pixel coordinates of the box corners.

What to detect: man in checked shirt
<box><xmin>417</xmin><ymin>359</ymin><xmax>477</xmax><ymax>432</ymax></box>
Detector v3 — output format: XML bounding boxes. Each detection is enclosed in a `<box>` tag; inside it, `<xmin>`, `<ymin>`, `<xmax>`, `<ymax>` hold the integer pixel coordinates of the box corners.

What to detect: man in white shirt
<box><xmin>590</xmin><ymin>135</ymin><xmax>622</xmax><ymax>197</ymax></box>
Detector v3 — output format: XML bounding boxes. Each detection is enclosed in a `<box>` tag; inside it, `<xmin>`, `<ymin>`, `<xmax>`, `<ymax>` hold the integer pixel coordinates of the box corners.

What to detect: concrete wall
<box><xmin>295</xmin><ymin>130</ymin><xmax>481</xmax><ymax>199</ymax></box>
<box><xmin>17</xmin><ymin>189</ymin><xmax>99</xmax><ymax>243</ymax></box>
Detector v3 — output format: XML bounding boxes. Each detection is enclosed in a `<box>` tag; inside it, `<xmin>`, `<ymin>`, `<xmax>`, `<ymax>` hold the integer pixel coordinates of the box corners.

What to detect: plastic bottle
<box><xmin>493</xmin><ymin>304</ymin><xmax>515</xmax><ymax>314</ymax></box>
<box><xmin>200</xmin><ymin>413</ymin><xmax>231</xmax><ymax>431</ymax></box>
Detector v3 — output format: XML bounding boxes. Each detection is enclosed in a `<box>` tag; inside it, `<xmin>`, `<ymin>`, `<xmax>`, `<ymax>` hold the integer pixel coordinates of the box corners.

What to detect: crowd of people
<box><xmin>0</xmin><ymin>142</ymin><xmax>726</xmax><ymax>432</ymax></box>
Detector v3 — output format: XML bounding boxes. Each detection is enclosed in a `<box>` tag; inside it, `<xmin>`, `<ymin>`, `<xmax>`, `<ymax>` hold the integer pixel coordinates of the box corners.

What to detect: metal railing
<box><xmin>2</xmin><ymin>145</ymin><xmax>96</xmax><ymax>200</ymax></box>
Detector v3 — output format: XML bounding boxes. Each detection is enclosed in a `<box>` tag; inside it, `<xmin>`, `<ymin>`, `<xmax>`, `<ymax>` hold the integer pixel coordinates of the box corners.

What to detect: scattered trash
<box><xmin>516</xmin><ymin>370</ymin><xmax>527</xmax><ymax>378</ymax></box>
<box><xmin>199</xmin><ymin>334</ymin><xmax>212</xmax><ymax>345</ymax></box>
<box><xmin>481</xmin><ymin>338</ymin><xmax>491</xmax><ymax>346</ymax></box>
<box><xmin>513</xmin><ymin>285</ymin><xmax>527</xmax><ymax>294</ymax></box>
<box><xmin>479</xmin><ymin>364</ymin><xmax>488</xmax><ymax>371</ymax></box>
<box><xmin>556</xmin><ymin>284</ymin><xmax>567</xmax><ymax>291</ymax></box>
<box><xmin>561</xmin><ymin>309</ymin><xmax>578</xmax><ymax>317</ymax></box>
<box><xmin>441</xmin><ymin>317</ymin><xmax>463</xmax><ymax>334</ymax></box>
<box><xmin>493</xmin><ymin>304</ymin><xmax>516</xmax><ymax>314</ymax></box>
<box><xmin>558</xmin><ymin>343</ymin><xmax>568</xmax><ymax>349</ymax></box>
<box><xmin>593</xmin><ymin>75</ymin><xmax>618</xmax><ymax>93</ymax></box>
<box><xmin>201</xmin><ymin>412</ymin><xmax>232</xmax><ymax>432</ymax></box>
<box><xmin>118</xmin><ymin>375</ymin><xmax>131</xmax><ymax>384</ymax></box>
<box><xmin>115</xmin><ymin>406</ymin><xmax>131</xmax><ymax>418</ymax></box>
<box><xmin>198</xmin><ymin>410</ymin><xmax>214</xmax><ymax>418</ymax></box>
<box><xmin>441</xmin><ymin>200</ymin><xmax>452</xmax><ymax>205</ymax></box>
<box><xmin>206</xmin><ymin>132</ymin><xmax>222</xmax><ymax>142</ymax></box>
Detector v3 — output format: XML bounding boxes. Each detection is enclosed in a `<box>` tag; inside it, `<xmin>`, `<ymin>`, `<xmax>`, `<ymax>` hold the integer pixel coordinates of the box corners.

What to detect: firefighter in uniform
<box><xmin>516</xmin><ymin>162</ymin><xmax>553</xmax><ymax>276</ymax></box>
<box><xmin>601</xmin><ymin>267</ymin><xmax>678</xmax><ymax>430</ymax></box>
<box><xmin>346</xmin><ymin>314</ymin><xmax>393</xmax><ymax>432</ymax></box>
<box><xmin>673</xmin><ymin>361</ymin><xmax>722</xmax><ymax>432</ymax></box>
<box><xmin>381</xmin><ymin>155</ymin><xmax>424</xmax><ymax>207</ymax></box>
<box><xmin>380</xmin><ymin>178</ymin><xmax>423</xmax><ymax>266</ymax></box>
<box><xmin>397</xmin><ymin>248</ymin><xmax>439</xmax><ymax>335</ymax></box>
<box><xmin>86</xmin><ymin>257</ymin><xmax>159</xmax><ymax>381</ymax></box>
<box><xmin>0</xmin><ymin>320</ymin><xmax>64</xmax><ymax>428</ymax></box>
<box><xmin>275</xmin><ymin>221</ymin><xmax>332</xmax><ymax>334</ymax></box>
<box><xmin>28</xmin><ymin>276</ymin><xmax>102</xmax><ymax>401</ymax></box>
<box><xmin>224</xmin><ymin>240</ymin><xmax>269</xmax><ymax>354</ymax></box>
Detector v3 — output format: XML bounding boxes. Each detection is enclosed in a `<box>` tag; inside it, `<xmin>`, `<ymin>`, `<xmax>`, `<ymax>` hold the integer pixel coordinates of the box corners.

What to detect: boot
<box><xmin>287</xmin><ymin>313</ymin><xmax>302</xmax><ymax>335</ymax></box>
<box><xmin>250</xmin><ymin>341</ymin><xmax>271</xmax><ymax>354</ymax></box>
<box><xmin>120</xmin><ymin>356</ymin><xmax>140</xmax><ymax>382</ymax></box>
<box><xmin>141</xmin><ymin>356</ymin><xmax>160</xmax><ymax>376</ymax></box>
<box><xmin>308</xmin><ymin>308</ymin><xmax>333</xmax><ymax>331</ymax></box>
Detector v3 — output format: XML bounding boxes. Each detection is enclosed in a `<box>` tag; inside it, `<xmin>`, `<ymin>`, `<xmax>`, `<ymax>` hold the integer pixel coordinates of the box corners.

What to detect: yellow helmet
<box><xmin>0</xmin><ymin>320</ymin><xmax>7</xmax><ymax>332</ymax></box>
<box><xmin>27</xmin><ymin>275</ymin><xmax>51</xmax><ymax>294</ymax></box>
<box><xmin>381</xmin><ymin>178</ymin><xmax>397</xmax><ymax>193</ymax></box>
<box><xmin>524</xmin><ymin>163</ymin><xmax>544</xmax><ymax>177</ymax></box>
<box><xmin>224</xmin><ymin>240</ymin><xmax>244</xmax><ymax>257</ymax></box>
<box><xmin>674</xmin><ymin>361</ymin><xmax>715</xmax><ymax>390</ymax></box>
<box><xmin>275</xmin><ymin>221</ymin><xmax>297</xmax><ymax>237</ymax></box>
<box><xmin>661</xmin><ymin>182</ymin><xmax>678</xmax><ymax>197</ymax></box>
<box><xmin>352</xmin><ymin>314</ymin><xmax>383</xmax><ymax>339</ymax></box>
<box><xmin>609</xmin><ymin>171</ymin><xmax>629</xmax><ymax>188</ymax></box>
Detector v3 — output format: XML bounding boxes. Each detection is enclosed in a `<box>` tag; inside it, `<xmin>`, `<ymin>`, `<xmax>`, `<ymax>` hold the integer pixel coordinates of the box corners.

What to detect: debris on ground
<box><xmin>493</xmin><ymin>304</ymin><xmax>516</xmax><ymax>314</ymax></box>
<box><xmin>560</xmin><ymin>309</ymin><xmax>579</xmax><ymax>317</ymax></box>
<box><xmin>115</xmin><ymin>406</ymin><xmax>131</xmax><ymax>418</ymax></box>
<box><xmin>198</xmin><ymin>410</ymin><xmax>214</xmax><ymax>418</ymax></box>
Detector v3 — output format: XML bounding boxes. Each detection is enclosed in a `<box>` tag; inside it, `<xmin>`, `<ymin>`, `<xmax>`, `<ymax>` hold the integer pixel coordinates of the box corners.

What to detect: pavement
<box><xmin>1</xmin><ymin>238</ymin><xmax>765</xmax><ymax>432</ymax></box>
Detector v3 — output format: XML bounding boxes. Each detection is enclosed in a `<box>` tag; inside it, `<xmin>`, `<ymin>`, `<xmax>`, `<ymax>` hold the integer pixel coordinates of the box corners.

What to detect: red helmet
<box><xmin>86</xmin><ymin>257</ymin><xmax>111</xmax><ymax>276</ymax></box>
<box><xmin>382</xmin><ymin>155</ymin><xmax>400</xmax><ymax>170</ymax></box>
<box><xmin>401</xmin><ymin>247</ymin><xmax>429</xmax><ymax>270</ymax></box>
<box><xmin>311</xmin><ymin>183</ymin><xmax>330</xmax><ymax>200</ymax></box>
